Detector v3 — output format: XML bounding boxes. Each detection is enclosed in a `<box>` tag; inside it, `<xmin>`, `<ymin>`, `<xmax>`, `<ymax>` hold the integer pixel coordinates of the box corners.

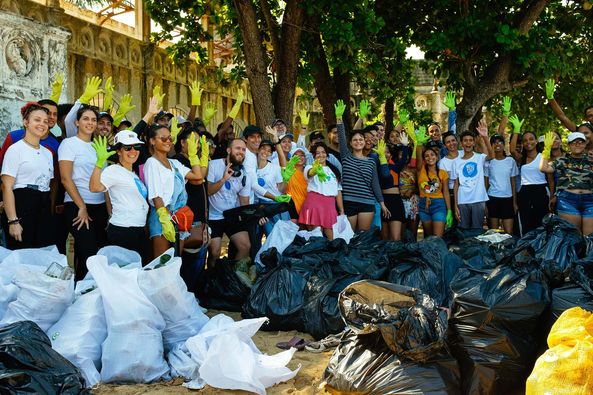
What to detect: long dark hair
<box><xmin>422</xmin><ymin>145</ymin><xmax>442</xmax><ymax>186</ymax></box>
<box><xmin>310</xmin><ymin>142</ymin><xmax>341</xmax><ymax>183</ymax></box>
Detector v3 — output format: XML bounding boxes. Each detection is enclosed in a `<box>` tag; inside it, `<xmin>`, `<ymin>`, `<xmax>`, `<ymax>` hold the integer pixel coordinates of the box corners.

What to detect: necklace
<box><xmin>22</xmin><ymin>138</ymin><xmax>40</xmax><ymax>149</ymax></box>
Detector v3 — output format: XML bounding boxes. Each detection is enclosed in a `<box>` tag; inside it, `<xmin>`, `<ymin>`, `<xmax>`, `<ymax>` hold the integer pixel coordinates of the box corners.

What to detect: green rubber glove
<box><xmin>228</xmin><ymin>89</ymin><xmax>244</xmax><ymax>119</ymax></box>
<box><xmin>508</xmin><ymin>114</ymin><xmax>524</xmax><ymax>134</ymax></box>
<box><xmin>187</xmin><ymin>132</ymin><xmax>200</xmax><ymax>166</ymax></box>
<box><xmin>545</xmin><ymin>79</ymin><xmax>555</xmax><ymax>100</ymax></box>
<box><xmin>299</xmin><ymin>109</ymin><xmax>309</xmax><ymax>126</ymax></box>
<box><xmin>203</xmin><ymin>102</ymin><xmax>217</xmax><ymax>125</ymax></box>
<box><xmin>502</xmin><ymin>96</ymin><xmax>512</xmax><ymax>116</ymax></box>
<box><xmin>373</xmin><ymin>139</ymin><xmax>388</xmax><ymax>165</ymax></box>
<box><xmin>153</xmin><ymin>85</ymin><xmax>166</xmax><ymax>108</ymax></box>
<box><xmin>404</xmin><ymin>120</ymin><xmax>415</xmax><ymax>142</ymax></box>
<box><xmin>281</xmin><ymin>155</ymin><xmax>299</xmax><ymax>183</ymax></box>
<box><xmin>103</xmin><ymin>77</ymin><xmax>114</xmax><ymax>113</ymax></box>
<box><xmin>91</xmin><ymin>136</ymin><xmax>116</xmax><ymax>168</ymax></box>
<box><xmin>416</xmin><ymin>126</ymin><xmax>430</xmax><ymax>145</ymax></box>
<box><xmin>443</xmin><ymin>91</ymin><xmax>456</xmax><ymax>111</ymax></box>
<box><xmin>157</xmin><ymin>207</ymin><xmax>176</xmax><ymax>242</ymax></box>
<box><xmin>274</xmin><ymin>194</ymin><xmax>292</xmax><ymax>203</ymax></box>
<box><xmin>190</xmin><ymin>81</ymin><xmax>203</xmax><ymax>106</ymax></box>
<box><xmin>79</xmin><ymin>76</ymin><xmax>103</xmax><ymax>105</ymax></box>
<box><xmin>312</xmin><ymin>160</ymin><xmax>328</xmax><ymax>182</ymax></box>
<box><xmin>542</xmin><ymin>131</ymin><xmax>555</xmax><ymax>159</ymax></box>
<box><xmin>199</xmin><ymin>135</ymin><xmax>209</xmax><ymax>167</ymax></box>
<box><xmin>446</xmin><ymin>210</ymin><xmax>453</xmax><ymax>228</ymax></box>
<box><xmin>170</xmin><ymin>116</ymin><xmax>181</xmax><ymax>144</ymax></box>
<box><xmin>398</xmin><ymin>108</ymin><xmax>410</xmax><ymax>125</ymax></box>
<box><xmin>359</xmin><ymin>99</ymin><xmax>371</xmax><ymax>119</ymax></box>
<box><xmin>49</xmin><ymin>72</ymin><xmax>63</xmax><ymax>104</ymax></box>
<box><xmin>112</xmin><ymin>94</ymin><xmax>136</xmax><ymax>127</ymax></box>
<box><xmin>334</xmin><ymin>100</ymin><xmax>346</xmax><ymax>119</ymax></box>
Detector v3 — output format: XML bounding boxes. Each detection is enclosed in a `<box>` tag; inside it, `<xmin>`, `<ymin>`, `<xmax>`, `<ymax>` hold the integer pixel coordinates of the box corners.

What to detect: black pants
<box><xmin>106</xmin><ymin>223</ymin><xmax>148</xmax><ymax>265</ymax></box>
<box><xmin>518</xmin><ymin>184</ymin><xmax>549</xmax><ymax>236</ymax></box>
<box><xmin>1</xmin><ymin>188</ymin><xmax>54</xmax><ymax>250</ymax></box>
<box><xmin>64</xmin><ymin>202</ymin><xmax>108</xmax><ymax>280</ymax></box>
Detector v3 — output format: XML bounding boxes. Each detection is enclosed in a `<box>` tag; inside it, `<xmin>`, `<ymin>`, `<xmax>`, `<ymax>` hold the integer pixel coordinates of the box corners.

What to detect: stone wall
<box><xmin>0</xmin><ymin>0</ymin><xmax>254</xmax><ymax>139</ymax></box>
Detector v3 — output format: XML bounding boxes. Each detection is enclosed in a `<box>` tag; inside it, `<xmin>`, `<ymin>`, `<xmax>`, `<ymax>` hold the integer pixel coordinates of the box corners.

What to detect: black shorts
<box><xmin>487</xmin><ymin>196</ymin><xmax>514</xmax><ymax>220</ymax></box>
<box><xmin>344</xmin><ymin>200</ymin><xmax>376</xmax><ymax>217</ymax></box>
<box><xmin>209</xmin><ymin>218</ymin><xmax>249</xmax><ymax>239</ymax></box>
<box><xmin>383</xmin><ymin>194</ymin><xmax>405</xmax><ymax>222</ymax></box>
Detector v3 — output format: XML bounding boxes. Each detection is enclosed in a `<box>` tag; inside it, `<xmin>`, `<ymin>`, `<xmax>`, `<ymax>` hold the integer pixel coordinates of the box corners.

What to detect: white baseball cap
<box><xmin>567</xmin><ymin>132</ymin><xmax>587</xmax><ymax>143</ymax></box>
<box><xmin>114</xmin><ymin>130</ymin><xmax>144</xmax><ymax>146</ymax></box>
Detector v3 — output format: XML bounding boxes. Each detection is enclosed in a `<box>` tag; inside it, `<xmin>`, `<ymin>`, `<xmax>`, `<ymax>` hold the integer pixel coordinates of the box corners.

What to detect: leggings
<box><xmin>64</xmin><ymin>202</ymin><xmax>108</xmax><ymax>280</ymax></box>
<box><xmin>518</xmin><ymin>184</ymin><xmax>549</xmax><ymax>236</ymax></box>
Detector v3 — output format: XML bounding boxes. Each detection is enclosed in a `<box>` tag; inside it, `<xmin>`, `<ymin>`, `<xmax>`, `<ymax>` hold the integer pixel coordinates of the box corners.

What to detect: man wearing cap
<box><xmin>242</xmin><ymin>125</ymin><xmax>274</xmax><ymax>203</ymax></box>
<box><xmin>117</xmin><ymin>118</ymin><xmax>132</xmax><ymax>132</ymax></box>
<box><xmin>155</xmin><ymin>111</ymin><xmax>174</xmax><ymax>126</ymax></box>
<box><xmin>96</xmin><ymin>111</ymin><xmax>114</xmax><ymax>140</ymax></box>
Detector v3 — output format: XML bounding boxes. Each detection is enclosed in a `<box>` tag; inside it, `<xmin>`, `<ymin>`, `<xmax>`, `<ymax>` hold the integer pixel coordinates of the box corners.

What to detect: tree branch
<box><xmin>514</xmin><ymin>0</ymin><xmax>550</xmax><ymax>34</ymax></box>
<box><xmin>259</xmin><ymin>0</ymin><xmax>281</xmax><ymax>62</ymax></box>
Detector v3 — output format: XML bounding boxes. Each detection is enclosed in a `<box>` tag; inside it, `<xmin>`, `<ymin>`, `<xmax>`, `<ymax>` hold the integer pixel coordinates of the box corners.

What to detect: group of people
<box><xmin>1</xmin><ymin>74</ymin><xmax>593</xmax><ymax>284</ymax></box>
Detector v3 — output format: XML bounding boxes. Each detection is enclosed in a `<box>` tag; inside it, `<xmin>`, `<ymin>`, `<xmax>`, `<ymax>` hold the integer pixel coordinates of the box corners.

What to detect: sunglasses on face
<box><xmin>122</xmin><ymin>144</ymin><xmax>142</xmax><ymax>151</ymax></box>
<box><xmin>157</xmin><ymin>135</ymin><xmax>173</xmax><ymax>142</ymax></box>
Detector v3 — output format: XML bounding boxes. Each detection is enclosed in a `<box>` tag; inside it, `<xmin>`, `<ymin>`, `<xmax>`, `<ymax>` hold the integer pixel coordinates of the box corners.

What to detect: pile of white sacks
<box><xmin>0</xmin><ymin>245</ymin><xmax>299</xmax><ymax>394</ymax></box>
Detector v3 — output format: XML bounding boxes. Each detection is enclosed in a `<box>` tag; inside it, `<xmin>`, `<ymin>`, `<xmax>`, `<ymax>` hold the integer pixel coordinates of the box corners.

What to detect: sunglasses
<box><xmin>157</xmin><ymin>135</ymin><xmax>173</xmax><ymax>142</ymax></box>
<box><xmin>122</xmin><ymin>144</ymin><xmax>142</xmax><ymax>151</ymax></box>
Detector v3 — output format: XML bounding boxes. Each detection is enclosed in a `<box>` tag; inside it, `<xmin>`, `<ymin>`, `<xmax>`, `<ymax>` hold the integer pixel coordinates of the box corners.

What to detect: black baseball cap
<box><xmin>242</xmin><ymin>125</ymin><xmax>262</xmax><ymax>138</ymax></box>
<box><xmin>310</xmin><ymin>131</ymin><xmax>324</xmax><ymax>141</ymax></box>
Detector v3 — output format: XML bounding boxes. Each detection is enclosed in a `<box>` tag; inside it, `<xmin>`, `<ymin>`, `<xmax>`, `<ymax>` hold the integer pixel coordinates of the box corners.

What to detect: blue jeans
<box><xmin>418</xmin><ymin>197</ymin><xmax>447</xmax><ymax>223</ymax></box>
<box><xmin>557</xmin><ymin>190</ymin><xmax>593</xmax><ymax>218</ymax></box>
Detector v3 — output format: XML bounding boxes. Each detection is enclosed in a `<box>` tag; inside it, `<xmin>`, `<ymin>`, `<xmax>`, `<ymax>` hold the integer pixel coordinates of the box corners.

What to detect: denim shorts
<box><xmin>418</xmin><ymin>197</ymin><xmax>447</xmax><ymax>223</ymax></box>
<box><xmin>557</xmin><ymin>190</ymin><xmax>593</xmax><ymax>218</ymax></box>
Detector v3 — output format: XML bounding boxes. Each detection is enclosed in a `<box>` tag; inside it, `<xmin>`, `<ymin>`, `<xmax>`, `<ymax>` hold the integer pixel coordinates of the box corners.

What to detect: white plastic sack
<box><xmin>83</xmin><ymin>246</ymin><xmax>142</xmax><ymax>281</ymax></box>
<box><xmin>297</xmin><ymin>227</ymin><xmax>323</xmax><ymax>241</ymax></box>
<box><xmin>0</xmin><ymin>282</ymin><xmax>18</xmax><ymax>320</ymax></box>
<box><xmin>0</xmin><ymin>246</ymin><xmax>66</xmax><ymax>285</ymax></box>
<box><xmin>255</xmin><ymin>220</ymin><xmax>299</xmax><ymax>266</ymax></box>
<box><xmin>332</xmin><ymin>215</ymin><xmax>355</xmax><ymax>244</ymax></box>
<box><xmin>87</xmin><ymin>255</ymin><xmax>169</xmax><ymax>383</ymax></box>
<box><xmin>0</xmin><ymin>266</ymin><xmax>74</xmax><ymax>331</ymax></box>
<box><xmin>139</xmin><ymin>249</ymin><xmax>208</xmax><ymax>352</ymax></box>
<box><xmin>48</xmin><ymin>288</ymin><xmax>106</xmax><ymax>387</ymax></box>
<box><xmin>168</xmin><ymin>344</ymin><xmax>201</xmax><ymax>385</ymax></box>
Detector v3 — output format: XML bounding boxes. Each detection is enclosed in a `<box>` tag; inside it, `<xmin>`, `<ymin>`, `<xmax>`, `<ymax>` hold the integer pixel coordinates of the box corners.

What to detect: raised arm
<box><xmin>335</xmin><ymin>100</ymin><xmax>350</xmax><ymax>159</ymax></box>
<box><xmin>545</xmin><ymin>79</ymin><xmax>577</xmax><ymax>132</ymax></box>
<box><xmin>539</xmin><ymin>132</ymin><xmax>556</xmax><ymax>174</ymax></box>
<box><xmin>508</xmin><ymin>114</ymin><xmax>524</xmax><ymax>162</ymax></box>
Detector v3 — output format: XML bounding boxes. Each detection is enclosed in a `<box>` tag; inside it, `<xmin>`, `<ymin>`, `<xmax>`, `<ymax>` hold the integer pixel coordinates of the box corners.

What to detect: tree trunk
<box><xmin>233</xmin><ymin>0</ymin><xmax>275</xmax><ymax>129</ymax></box>
<box><xmin>384</xmin><ymin>97</ymin><xmax>394</xmax><ymax>132</ymax></box>
<box><xmin>273</xmin><ymin>0</ymin><xmax>306</xmax><ymax>128</ymax></box>
<box><xmin>308</xmin><ymin>32</ymin><xmax>337</xmax><ymax>127</ymax></box>
<box><xmin>333</xmin><ymin>67</ymin><xmax>352</xmax><ymax>130</ymax></box>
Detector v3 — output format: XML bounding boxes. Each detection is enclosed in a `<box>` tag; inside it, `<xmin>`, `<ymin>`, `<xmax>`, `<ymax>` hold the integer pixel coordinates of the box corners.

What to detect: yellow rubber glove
<box><xmin>187</xmin><ymin>132</ymin><xmax>199</xmax><ymax>167</ymax></box>
<box><xmin>153</xmin><ymin>85</ymin><xmax>166</xmax><ymax>108</ymax></box>
<box><xmin>79</xmin><ymin>76</ymin><xmax>103</xmax><ymax>105</ymax></box>
<box><xmin>404</xmin><ymin>120</ymin><xmax>415</xmax><ymax>143</ymax></box>
<box><xmin>542</xmin><ymin>131</ymin><xmax>555</xmax><ymax>159</ymax></box>
<box><xmin>49</xmin><ymin>72</ymin><xmax>63</xmax><ymax>103</ymax></box>
<box><xmin>170</xmin><ymin>116</ymin><xmax>181</xmax><ymax>144</ymax></box>
<box><xmin>112</xmin><ymin>94</ymin><xmax>136</xmax><ymax>127</ymax></box>
<box><xmin>299</xmin><ymin>109</ymin><xmax>309</xmax><ymax>127</ymax></box>
<box><xmin>199</xmin><ymin>135</ymin><xmax>209</xmax><ymax>167</ymax></box>
<box><xmin>228</xmin><ymin>89</ymin><xmax>244</xmax><ymax>119</ymax></box>
<box><xmin>204</xmin><ymin>102</ymin><xmax>217</xmax><ymax>124</ymax></box>
<box><xmin>373</xmin><ymin>139</ymin><xmax>388</xmax><ymax>165</ymax></box>
<box><xmin>190</xmin><ymin>81</ymin><xmax>203</xmax><ymax>106</ymax></box>
<box><xmin>157</xmin><ymin>207</ymin><xmax>175</xmax><ymax>242</ymax></box>
<box><xmin>103</xmin><ymin>77</ymin><xmax>114</xmax><ymax>113</ymax></box>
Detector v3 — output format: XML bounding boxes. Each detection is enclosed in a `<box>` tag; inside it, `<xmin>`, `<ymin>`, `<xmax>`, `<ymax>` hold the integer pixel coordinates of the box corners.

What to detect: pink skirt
<box><xmin>299</xmin><ymin>192</ymin><xmax>338</xmax><ymax>229</ymax></box>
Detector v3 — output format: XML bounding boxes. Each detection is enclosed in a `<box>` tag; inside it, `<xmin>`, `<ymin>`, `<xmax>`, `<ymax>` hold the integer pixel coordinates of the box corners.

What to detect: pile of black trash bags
<box><xmin>198</xmin><ymin>215</ymin><xmax>593</xmax><ymax>394</ymax></box>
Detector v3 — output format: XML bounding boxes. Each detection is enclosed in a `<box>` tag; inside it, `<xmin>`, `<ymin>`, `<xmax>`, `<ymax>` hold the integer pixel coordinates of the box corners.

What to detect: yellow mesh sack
<box><xmin>547</xmin><ymin>307</ymin><xmax>593</xmax><ymax>348</ymax></box>
<box><xmin>526</xmin><ymin>341</ymin><xmax>593</xmax><ymax>395</ymax></box>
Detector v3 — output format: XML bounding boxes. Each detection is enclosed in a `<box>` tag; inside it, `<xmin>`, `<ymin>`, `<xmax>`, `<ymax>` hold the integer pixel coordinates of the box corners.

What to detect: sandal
<box><xmin>276</xmin><ymin>336</ymin><xmax>308</xmax><ymax>351</ymax></box>
<box><xmin>305</xmin><ymin>333</ymin><xmax>342</xmax><ymax>353</ymax></box>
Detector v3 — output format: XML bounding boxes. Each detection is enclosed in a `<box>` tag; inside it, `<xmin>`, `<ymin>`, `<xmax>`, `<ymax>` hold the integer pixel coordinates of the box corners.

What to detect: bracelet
<box><xmin>7</xmin><ymin>218</ymin><xmax>20</xmax><ymax>225</ymax></box>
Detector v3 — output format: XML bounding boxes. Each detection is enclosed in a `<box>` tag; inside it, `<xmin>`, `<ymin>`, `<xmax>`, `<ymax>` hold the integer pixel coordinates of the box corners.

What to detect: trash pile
<box><xmin>0</xmin><ymin>246</ymin><xmax>298</xmax><ymax>392</ymax></box>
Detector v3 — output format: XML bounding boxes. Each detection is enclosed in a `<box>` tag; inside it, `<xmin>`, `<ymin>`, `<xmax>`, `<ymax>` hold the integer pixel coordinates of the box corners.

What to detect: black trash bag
<box><xmin>551</xmin><ymin>283</ymin><xmax>593</xmax><ymax>319</ymax></box>
<box><xmin>302</xmin><ymin>274</ymin><xmax>344</xmax><ymax>340</ymax></box>
<box><xmin>442</xmin><ymin>227</ymin><xmax>486</xmax><ymax>247</ymax></box>
<box><xmin>449</xmin><ymin>236</ymin><xmax>516</xmax><ymax>270</ymax></box>
<box><xmin>196</xmin><ymin>257</ymin><xmax>251</xmax><ymax>311</ymax></box>
<box><xmin>0</xmin><ymin>321</ymin><xmax>89</xmax><ymax>394</ymax></box>
<box><xmin>321</xmin><ymin>330</ymin><xmax>461</xmax><ymax>395</ymax></box>
<box><xmin>515</xmin><ymin>215</ymin><xmax>586</xmax><ymax>285</ymax></box>
<box><xmin>339</xmin><ymin>280</ymin><xmax>448</xmax><ymax>363</ymax></box>
<box><xmin>449</xmin><ymin>262</ymin><xmax>550</xmax><ymax>395</ymax></box>
<box><xmin>571</xmin><ymin>256</ymin><xmax>593</xmax><ymax>296</ymax></box>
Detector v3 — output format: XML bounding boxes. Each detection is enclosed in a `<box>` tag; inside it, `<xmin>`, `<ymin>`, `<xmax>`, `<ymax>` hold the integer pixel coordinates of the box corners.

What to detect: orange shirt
<box><xmin>418</xmin><ymin>167</ymin><xmax>448</xmax><ymax>198</ymax></box>
<box><xmin>287</xmin><ymin>169</ymin><xmax>308</xmax><ymax>213</ymax></box>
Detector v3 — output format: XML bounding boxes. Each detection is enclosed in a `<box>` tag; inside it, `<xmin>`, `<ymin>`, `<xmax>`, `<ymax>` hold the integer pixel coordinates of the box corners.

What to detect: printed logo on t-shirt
<box><xmin>462</xmin><ymin>162</ymin><xmax>478</xmax><ymax>178</ymax></box>
<box><xmin>420</xmin><ymin>177</ymin><xmax>440</xmax><ymax>194</ymax></box>
<box><xmin>257</xmin><ymin>177</ymin><xmax>266</xmax><ymax>187</ymax></box>
<box><xmin>134</xmin><ymin>177</ymin><xmax>148</xmax><ymax>200</ymax></box>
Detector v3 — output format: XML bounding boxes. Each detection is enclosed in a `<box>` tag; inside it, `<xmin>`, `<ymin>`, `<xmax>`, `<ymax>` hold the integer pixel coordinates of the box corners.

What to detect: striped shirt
<box><xmin>338</xmin><ymin>123</ymin><xmax>383</xmax><ymax>204</ymax></box>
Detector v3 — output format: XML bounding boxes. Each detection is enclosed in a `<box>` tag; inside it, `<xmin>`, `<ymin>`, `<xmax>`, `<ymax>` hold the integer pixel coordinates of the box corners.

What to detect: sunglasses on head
<box><xmin>158</xmin><ymin>135</ymin><xmax>173</xmax><ymax>142</ymax></box>
<box><xmin>122</xmin><ymin>144</ymin><xmax>142</xmax><ymax>151</ymax></box>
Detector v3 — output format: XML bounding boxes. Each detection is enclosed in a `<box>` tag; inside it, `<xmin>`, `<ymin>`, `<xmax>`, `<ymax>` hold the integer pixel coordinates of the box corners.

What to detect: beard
<box><xmin>229</xmin><ymin>152</ymin><xmax>244</xmax><ymax>166</ymax></box>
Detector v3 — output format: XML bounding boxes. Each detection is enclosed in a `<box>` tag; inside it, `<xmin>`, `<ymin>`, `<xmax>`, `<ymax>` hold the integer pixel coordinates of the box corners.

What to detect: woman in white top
<box><xmin>58</xmin><ymin>106</ymin><xmax>108</xmax><ymax>280</ymax></box>
<box><xmin>510</xmin><ymin>130</ymin><xmax>550</xmax><ymax>235</ymax></box>
<box><xmin>299</xmin><ymin>143</ymin><xmax>344</xmax><ymax>239</ymax></box>
<box><xmin>89</xmin><ymin>130</ymin><xmax>149</xmax><ymax>263</ymax></box>
<box><xmin>143</xmin><ymin>124</ymin><xmax>206</xmax><ymax>257</ymax></box>
<box><xmin>1</xmin><ymin>102</ymin><xmax>54</xmax><ymax>249</ymax></box>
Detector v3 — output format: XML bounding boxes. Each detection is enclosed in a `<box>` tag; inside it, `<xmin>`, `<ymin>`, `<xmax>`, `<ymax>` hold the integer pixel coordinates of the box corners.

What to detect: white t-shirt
<box><xmin>452</xmin><ymin>152</ymin><xmax>489</xmax><ymax>204</ymax></box>
<box><xmin>304</xmin><ymin>165</ymin><xmax>341</xmax><ymax>196</ymax></box>
<box><xmin>521</xmin><ymin>153</ymin><xmax>547</xmax><ymax>185</ymax></box>
<box><xmin>486</xmin><ymin>157</ymin><xmax>519</xmax><ymax>198</ymax></box>
<box><xmin>255</xmin><ymin>161</ymin><xmax>282</xmax><ymax>203</ymax></box>
<box><xmin>1</xmin><ymin>140</ymin><xmax>53</xmax><ymax>192</ymax></box>
<box><xmin>207</xmin><ymin>158</ymin><xmax>251</xmax><ymax>220</ymax></box>
<box><xmin>143</xmin><ymin>157</ymin><xmax>190</xmax><ymax>207</ymax></box>
<box><xmin>439</xmin><ymin>152</ymin><xmax>462</xmax><ymax>189</ymax></box>
<box><xmin>58</xmin><ymin>136</ymin><xmax>105</xmax><ymax>204</ymax></box>
<box><xmin>100</xmin><ymin>164</ymin><xmax>149</xmax><ymax>227</ymax></box>
<box><xmin>243</xmin><ymin>149</ymin><xmax>269</xmax><ymax>203</ymax></box>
